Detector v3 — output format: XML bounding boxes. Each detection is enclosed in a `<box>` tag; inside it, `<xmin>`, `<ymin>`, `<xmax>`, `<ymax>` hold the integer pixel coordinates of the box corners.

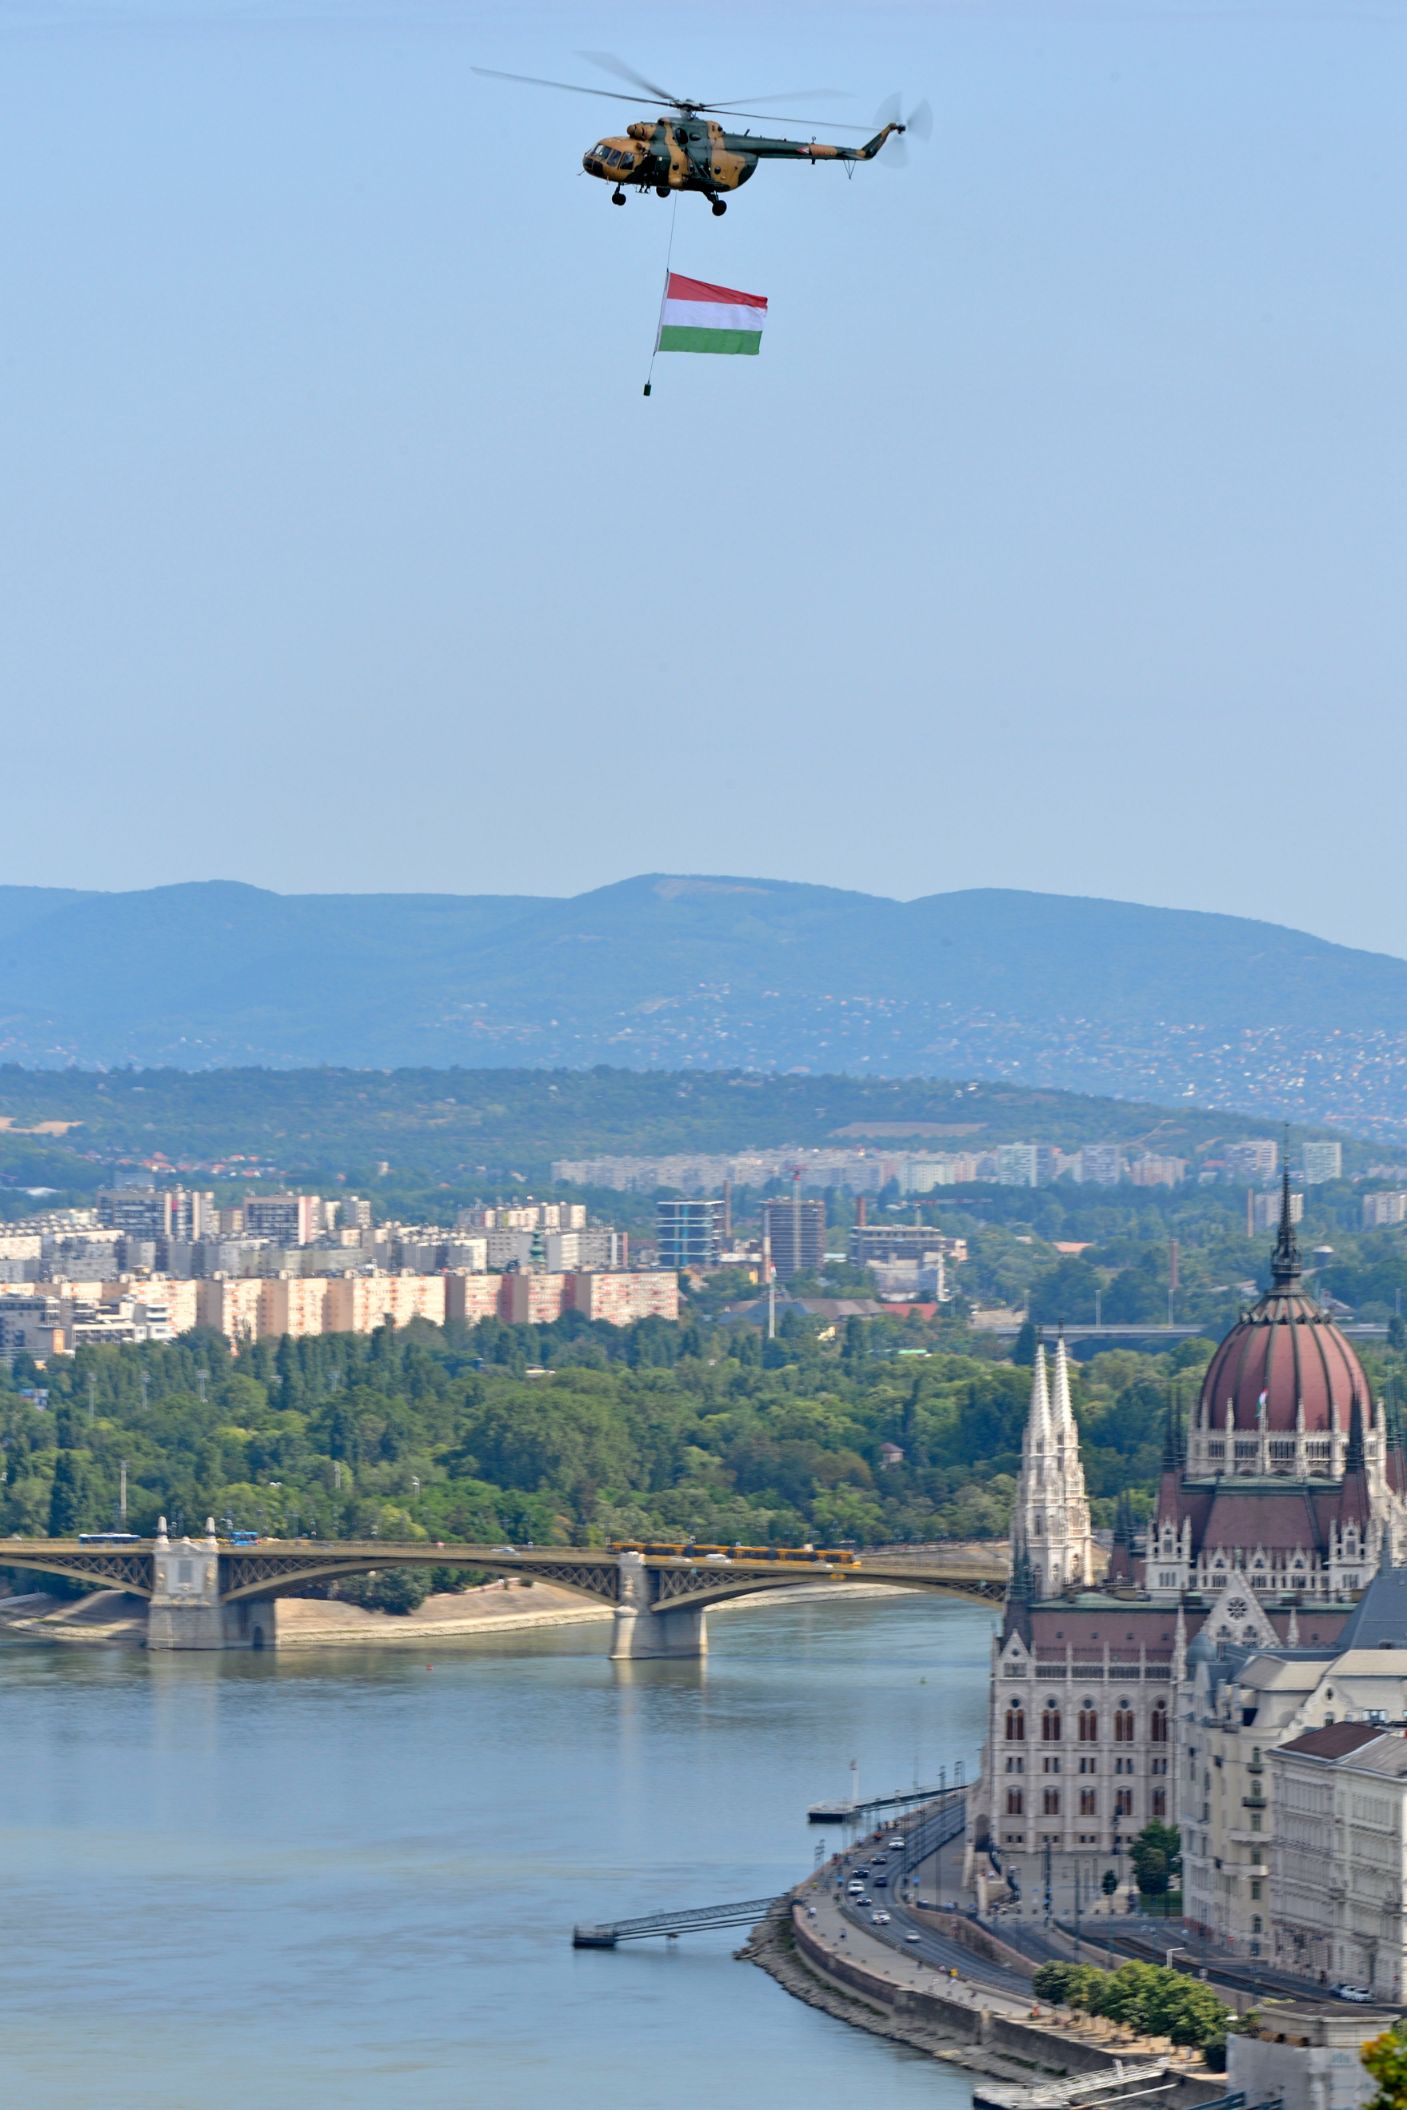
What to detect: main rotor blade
<box><xmin>578</xmin><ymin>49</ymin><xmax>682</xmax><ymax>105</ymax></box>
<box><xmin>705</xmin><ymin>90</ymin><xmax>849</xmax><ymax>109</ymax></box>
<box><xmin>471</xmin><ymin>65</ymin><xmax>664</xmax><ymax>109</ymax></box>
<box><xmin>708</xmin><ymin>109</ymin><xmax>871</xmax><ymax>130</ymax></box>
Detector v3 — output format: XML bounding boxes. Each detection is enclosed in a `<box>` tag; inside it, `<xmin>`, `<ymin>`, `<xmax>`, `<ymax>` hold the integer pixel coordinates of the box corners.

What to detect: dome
<box><xmin>1198</xmin><ymin>1180</ymin><xmax>1371</xmax><ymax>1437</ymax></box>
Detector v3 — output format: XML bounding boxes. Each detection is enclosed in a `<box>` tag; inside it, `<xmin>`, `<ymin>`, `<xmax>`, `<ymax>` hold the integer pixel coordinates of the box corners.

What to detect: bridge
<box><xmin>0</xmin><ymin>1527</ymin><xmax>1007</xmax><ymax>1653</ymax></box>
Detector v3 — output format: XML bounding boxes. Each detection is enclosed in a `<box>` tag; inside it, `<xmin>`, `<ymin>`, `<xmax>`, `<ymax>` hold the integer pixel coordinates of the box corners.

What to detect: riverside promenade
<box><xmin>748</xmin><ymin>1812</ymin><xmax>1231</xmax><ymax>2107</ymax></box>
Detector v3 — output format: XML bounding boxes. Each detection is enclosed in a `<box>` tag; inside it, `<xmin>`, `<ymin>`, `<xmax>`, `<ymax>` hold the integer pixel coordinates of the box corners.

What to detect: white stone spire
<box><xmin>1012</xmin><ymin>1337</ymin><xmax>1094</xmax><ymax>1598</ymax></box>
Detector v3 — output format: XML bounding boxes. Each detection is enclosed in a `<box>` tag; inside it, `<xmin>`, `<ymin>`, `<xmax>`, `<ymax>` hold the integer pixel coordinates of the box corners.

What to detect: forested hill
<box><xmin>3</xmin><ymin>876</ymin><xmax>1407</xmax><ymax>1134</ymax></box>
<box><xmin>0</xmin><ymin>1066</ymin><xmax>1337</xmax><ymax>1193</ymax></box>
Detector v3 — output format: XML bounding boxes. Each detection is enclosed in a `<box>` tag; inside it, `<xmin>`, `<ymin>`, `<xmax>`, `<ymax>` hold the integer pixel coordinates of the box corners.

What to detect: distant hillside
<box><xmin>3</xmin><ymin>875</ymin><xmax>1407</xmax><ymax>1135</ymax></box>
<box><xmin>0</xmin><ymin>1068</ymin><xmax>1330</xmax><ymax>1192</ymax></box>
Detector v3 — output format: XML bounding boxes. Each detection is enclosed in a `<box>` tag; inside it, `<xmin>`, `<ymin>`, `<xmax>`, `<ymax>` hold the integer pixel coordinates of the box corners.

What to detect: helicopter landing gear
<box><xmin>611</xmin><ymin>187</ymin><xmax>626</xmax><ymax>206</ymax></box>
<box><xmin>655</xmin><ymin>184</ymin><xmax>670</xmax><ymax>199</ymax></box>
<box><xmin>710</xmin><ymin>197</ymin><xmax>727</xmax><ymax>217</ymax></box>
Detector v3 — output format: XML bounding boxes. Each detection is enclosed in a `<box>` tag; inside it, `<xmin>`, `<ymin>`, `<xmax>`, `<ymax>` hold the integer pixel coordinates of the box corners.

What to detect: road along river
<box><xmin>0</xmin><ymin>1589</ymin><xmax>996</xmax><ymax>2110</ymax></box>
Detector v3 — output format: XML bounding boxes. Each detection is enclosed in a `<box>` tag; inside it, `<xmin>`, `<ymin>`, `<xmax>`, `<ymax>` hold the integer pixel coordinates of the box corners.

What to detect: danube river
<box><xmin>1</xmin><ymin>1591</ymin><xmax>995</xmax><ymax>2110</ymax></box>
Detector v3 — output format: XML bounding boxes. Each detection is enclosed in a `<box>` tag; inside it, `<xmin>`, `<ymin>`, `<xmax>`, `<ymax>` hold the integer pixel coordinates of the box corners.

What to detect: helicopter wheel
<box><xmin>655</xmin><ymin>185</ymin><xmax>670</xmax><ymax>199</ymax></box>
<box><xmin>710</xmin><ymin>198</ymin><xmax>727</xmax><ymax>217</ymax></box>
<box><xmin>611</xmin><ymin>188</ymin><xmax>626</xmax><ymax>206</ymax></box>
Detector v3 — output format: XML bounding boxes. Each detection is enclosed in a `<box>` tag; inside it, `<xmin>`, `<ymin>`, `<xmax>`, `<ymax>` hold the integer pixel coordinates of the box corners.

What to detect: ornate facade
<box><xmin>970</xmin><ymin>1180</ymin><xmax>1405</xmax><ymax>1920</ymax></box>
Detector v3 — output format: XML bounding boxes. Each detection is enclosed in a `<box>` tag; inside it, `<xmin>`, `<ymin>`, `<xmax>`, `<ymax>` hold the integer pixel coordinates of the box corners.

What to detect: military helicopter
<box><xmin>473</xmin><ymin>52</ymin><xmax>929</xmax><ymax>216</ymax></box>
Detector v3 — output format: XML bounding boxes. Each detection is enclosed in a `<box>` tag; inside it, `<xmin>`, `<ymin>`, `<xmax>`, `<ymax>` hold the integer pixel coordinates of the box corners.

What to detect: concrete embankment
<box><xmin>747</xmin><ymin>1893</ymin><xmax>1228</xmax><ymax>2105</ymax></box>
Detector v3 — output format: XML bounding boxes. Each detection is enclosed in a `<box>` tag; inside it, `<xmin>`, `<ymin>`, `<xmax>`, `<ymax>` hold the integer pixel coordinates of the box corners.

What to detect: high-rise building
<box><xmin>762</xmin><ymin>1196</ymin><xmax>826</xmax><ymax>1280</ymax></box>
<box><xmin>244</xmin><ymin>1194</ymin><xmax>322</xmax><ymax>1247</ymax></box>
<box><xmin>1301</xmin><ymin>1140</ymin><xmax>1344</xmax><ymax>1186</ymax></box>
<box><xmin>655</xmin><ymin>1199</ymin><xmax>724</xmax><ymax>1272</ymax></box>
<box><xmin>1363</xmin><ymin>1191</ymin><xmax>1407</xmax><ymax>1230</ymax></box>
<box><xmin>1226</xmin><ymin>1138</ymin><xmax>1280</xmax><ymax>1182</ymax></box>
<box><xmin>995</xmin><ymin>1144</ymin><xmax>1039</xmax><ymax>1187</ymax></box>
<box><xmin>1252</xmin><ymin>1187</ymin><xmax>1302</xmax><ymax>1234</ymax></box>
<box><xmin>1079</xmin><ymin>1143</ymin><xmax>1125</xmax><ymax>1186</ymax></box>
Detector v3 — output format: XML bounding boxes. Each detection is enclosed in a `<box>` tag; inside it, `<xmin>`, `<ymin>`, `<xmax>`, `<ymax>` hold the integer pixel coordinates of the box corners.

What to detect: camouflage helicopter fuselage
<box><xmin>583</xmin><ymin>114</ymin><xmax>903</xmax><ymax>208</ymax></box>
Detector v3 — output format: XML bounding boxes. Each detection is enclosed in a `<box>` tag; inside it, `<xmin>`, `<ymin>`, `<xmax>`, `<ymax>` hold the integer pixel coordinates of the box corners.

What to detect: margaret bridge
<box><xmin>0</xmin><ymin>1528</ymin><xmax>1007</xmax><ymax>1653</ymax></box>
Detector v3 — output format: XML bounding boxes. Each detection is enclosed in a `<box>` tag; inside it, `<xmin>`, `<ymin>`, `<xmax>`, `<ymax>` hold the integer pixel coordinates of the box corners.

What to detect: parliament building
<box><xmin>968</xmin><ymin>1181</ymin><xmax>1406</xmax><ymax>1919</ymax></box>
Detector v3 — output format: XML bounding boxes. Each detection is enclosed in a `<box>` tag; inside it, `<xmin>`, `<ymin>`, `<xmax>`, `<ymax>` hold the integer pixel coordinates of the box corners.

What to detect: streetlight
<box><xmin>1165</xmin><ymin>1944</ymin><xmax>1188</xmax><ymax>1970</ymax></box>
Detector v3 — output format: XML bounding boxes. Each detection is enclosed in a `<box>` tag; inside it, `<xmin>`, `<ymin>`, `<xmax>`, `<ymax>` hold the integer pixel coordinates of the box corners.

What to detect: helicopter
<box><xmin>473</xmin><ymin>52</ymin><xmax>929</xmax><ymax>216</ymax></box>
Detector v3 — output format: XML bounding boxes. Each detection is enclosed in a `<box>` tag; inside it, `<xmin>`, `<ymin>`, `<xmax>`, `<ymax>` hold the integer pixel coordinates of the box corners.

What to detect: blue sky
<box><xmin>1</xmin><ymin>1</ymin><xmax>1403</xmax><ymax>956</ymax></box>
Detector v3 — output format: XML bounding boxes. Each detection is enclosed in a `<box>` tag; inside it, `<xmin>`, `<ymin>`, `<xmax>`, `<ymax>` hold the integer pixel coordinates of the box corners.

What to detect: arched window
<box><xmin>1005</xmin><ymin>1702</ymin><xmax>1025</xmax><ymax>1742</ymax></box>
<box><xmin>1042</xmin><ymin>1699</ymin><xmax>1062</xmax><ymax>1743</ymax></box>
<box><xmin>1114</xmin><ymin>1701</ymin><xmax>1135</xmax><ymax>1745</ymax></box>
<box><xmin>1078</xmin><ymin>1702</ymin><xmax>1099</xmax><ymax>1744</ymax></box>
<box><xmin>1150</xmin><ymin>1701</ymin><xmax>1168</xmax><ymax>1745</ymax></box>
<box><xmin>1006</xmin><ymin>1789</ymin><xmax>1024</xmax><ymax>1816</ymax></box>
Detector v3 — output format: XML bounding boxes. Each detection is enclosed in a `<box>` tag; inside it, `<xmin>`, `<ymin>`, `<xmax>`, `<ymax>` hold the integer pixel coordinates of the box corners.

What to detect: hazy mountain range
<box><xmin>4</xmin><ymin>875</ymin><xmax>1407</xmax><ymax>1138</ymax></box>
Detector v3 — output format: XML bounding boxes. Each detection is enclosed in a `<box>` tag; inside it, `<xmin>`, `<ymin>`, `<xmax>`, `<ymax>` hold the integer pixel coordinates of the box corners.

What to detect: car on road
<box><xmin>703</xmin><ymin>1553</ymin><xmax>731</xmax><ymax>1563</ymax></box>
<box><xmin>904</xmin><ymin>1932</ymin><xmax>921</xmax><ymax>1943</ymax></box>
<box><xmin>870</xmin><ymin>1911</ymin><xmax>890</xmax><ymax>1925</ymax></box>
<box><xmin>873</xmin><ymin>1874</ymin><xmax>888</xmax><ymax>1887</ymax></box>
<box><xmin>889</xmin><ymin>1836</ymin><xmax>906</xmax><ymax>1849</ymax></box>
<box><xmin>491</xmin><ymin>1545</ymin><xmax>517</xmax><ymax>1555</ymax></box>
<box><xmin>1334</xmin><ymin>1985</ymin><xmax>1372</xmax><ymax>2003</ymax></box>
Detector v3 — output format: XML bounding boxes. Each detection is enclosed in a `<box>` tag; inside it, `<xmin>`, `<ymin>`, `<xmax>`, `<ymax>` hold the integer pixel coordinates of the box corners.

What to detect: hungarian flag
<box><xmin>657</xmin><ymin>272</ymin><xmax>767</xmax><ymax>356</ymax></box>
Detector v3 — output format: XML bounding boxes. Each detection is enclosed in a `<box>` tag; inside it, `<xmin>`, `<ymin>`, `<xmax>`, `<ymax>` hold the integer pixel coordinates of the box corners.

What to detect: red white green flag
<box><xmin>657</xmin><ymin>272</ymin><xmax>767</xmax><ymax>356</ymax></box>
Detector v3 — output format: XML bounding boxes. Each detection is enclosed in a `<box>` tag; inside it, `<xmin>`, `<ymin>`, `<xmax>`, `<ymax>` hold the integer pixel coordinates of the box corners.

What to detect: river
<box><xmin>0</xmin><ymin>1591</ymin><xmax>995</xmax><ymax>2110</ymax></box>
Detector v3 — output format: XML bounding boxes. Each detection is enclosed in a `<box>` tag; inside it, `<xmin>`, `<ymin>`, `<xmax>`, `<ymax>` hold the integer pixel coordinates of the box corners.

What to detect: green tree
<box><xmin>48</xmin><ymin>1449</ymin><xmax>85</xmax><ymax>1537</ymax></box>
<box><xmin>1364</xmin><ymin>2023</ymin><xmax>1407</xmax><ymax>2110</ymax></box>
<box><xmin>1130</xmin><ymin>1820</ymin><xmax>1182</xmax><ymax>1899</ymax></box>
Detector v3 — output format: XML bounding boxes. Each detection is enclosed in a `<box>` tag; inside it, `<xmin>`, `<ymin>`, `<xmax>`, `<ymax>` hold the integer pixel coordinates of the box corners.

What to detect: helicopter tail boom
<box><xmin>726</xmin><ymin>120</ymin><xmax>904</xmax><ymax>163</ymax></box>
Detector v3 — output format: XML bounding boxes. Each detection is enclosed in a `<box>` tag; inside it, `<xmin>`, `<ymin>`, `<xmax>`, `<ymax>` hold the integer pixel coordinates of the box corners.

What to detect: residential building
<box><xmin>1078</xmin><ymin>1143</ymin><xmax>1125</xmax><ymax>1186</ymax></box>
<box><xmin>322</xmin><ymin>1274</ymin><xmax>447</xmax><ymax>1335</ymax></box>
<box><xmin>445</xmin><ymin>1273</ymin><xmax>507</xmax><ymax>1326</ymax></box>
<box><xmin>848</xmin><ymin>1223</ymin><xmax>966</xmax><ymax>1269</ymax></box>
<box><xmin>1273</xmin><ymin>1718</ymin><xmax>1407</xmax><ymax>2001</ymax></box>
<box><xmin>655</xmin><ymin>1198</ymin><xmax>725</xmax><ymax>1272</ymax></box>
<box><xmin>1227</xmin><ymin>1138</ymin><xmax>1281</xmax><ymax>1182</ymax></box>
<box><xmin>1129</xmin><ymin>1154</ymin><xmax>1187</xmax><ymax>1189</ymax></box>
<box><xmin>1363</xmin><ymin>1192</ymin><xmax>1407</xmax><ymax>1230</ymax></box>
<box><xmin>1302</xmin><ymin>1141</ymin><xmax>1344</xmax><ymax>1186</ymax></box>
<box><xmin>1252</xmin><ymin>1187</ymin><xmax>1303</xmax><ymax>1235</ymax></box>
<box><xmin>568</xmin><ymin>1271</ymin><xmax>679</xmax><ymax>1324</ymax></box>
<box><xmin>763</xmin><ymin>1197</ymin><xmax>826</xmax><ymax>1279</ymax></box>
<box><xmin>243</xmin><ymin>1194</ymin><xmax>323</xmax><ymax>1247</ymax></box>
<box><xmin>995</xmin><ymin>1143</ymin><xmax>1039</xmax><ymax>1187</ymax></box>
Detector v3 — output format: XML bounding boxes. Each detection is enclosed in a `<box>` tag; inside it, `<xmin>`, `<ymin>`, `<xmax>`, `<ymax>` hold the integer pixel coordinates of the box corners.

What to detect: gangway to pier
<box><xmin>572</xmin><ymin>1896</ymin><xmax>781</xmax><ymax>1948</ymax></box>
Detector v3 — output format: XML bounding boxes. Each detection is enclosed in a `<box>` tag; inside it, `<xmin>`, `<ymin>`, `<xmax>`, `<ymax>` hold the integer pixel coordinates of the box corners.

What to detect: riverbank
<box><xmin>747</xmin><ymin>1876</ymin><xmax>1227</xmax><ymax>2107</ymax></box>
<box><xmin>0</xmin><ymin>1574</ymin><xmax>908</xmax><ymax>1649</ymax></box>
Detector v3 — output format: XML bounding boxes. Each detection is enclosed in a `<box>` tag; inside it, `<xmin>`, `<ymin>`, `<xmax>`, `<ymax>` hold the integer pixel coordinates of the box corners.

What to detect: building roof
<box><xmin>1278</xmin><ymin>1721</ymin><xmax>1390</xmax><ymax>1760</ymax></box>
<box><xmin>1197</xmin><ymin>1175</ymin><xmax>1371</xmax><ymax>1436</ymax></box>
<box><xmin>1333</xmin><ymin>1559</ymin><xmax>1407</xmax><ymax>1651</ymax></box>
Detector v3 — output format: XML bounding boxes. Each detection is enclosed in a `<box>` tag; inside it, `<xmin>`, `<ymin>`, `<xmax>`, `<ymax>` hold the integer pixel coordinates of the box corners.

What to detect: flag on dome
<box><xmin>657</xmin><ymin>272</ymin><xmax>767</xmax><ymax>356</ymax></box>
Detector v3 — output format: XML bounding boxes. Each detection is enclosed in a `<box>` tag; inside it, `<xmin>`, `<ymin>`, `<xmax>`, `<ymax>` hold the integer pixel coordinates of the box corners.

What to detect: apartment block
<box><xmin>445</xmin><ymin>1272</ymin><xmax>507</xmax><ymax>1326</ymax></box>
<box><xmin>243</xmin><ymin>1194</ymin><xmax>323</xmax><ymax>1246</ymax></box>
<box><xmin>1363</xmin><ymin>1191</ymin><xmax>1407</xmax><ymax>1230</ymax></box>
<box><xmin>568</xmin><ymin>1271</ymin><xmax>679</xmax><ymax>1324</ymax></box>
<box><xmin>655</xmin><ymin>1198</ymin><xmax>724</xmax><ymax>1272</ymax></box>
<box><xmin>762</xmin><ymin>1197</ymin><xmax>827</xmax><ymax>1279</ymax></box>
<box><xmin>1226</xmin><ymin>1138</ymin><xmax>1280</xmax><ymax>1182</ymax></box>
<box><xmin>1301</xmin><ymin>1140</ymin><xmax>1344</xmax><ymax>1186</ymax></box>
<box><xmin>322</xmin><ymin>1274</ymin><xmax>447</xmax><ymax>1334</ymax></box>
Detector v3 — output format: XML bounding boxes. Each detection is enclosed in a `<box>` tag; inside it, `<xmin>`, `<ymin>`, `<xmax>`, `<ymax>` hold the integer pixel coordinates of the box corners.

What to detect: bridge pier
<box><xmin>609</xmin><ymin>1549</ymin><xmax>708</xmax><ymax>1660</ymax></box>
<box><xmin>609</xmin><ymin>1602</ymin><xmax>708</xmax><ymax>1661</ymax></box>
<box><xmin>145</xmin><ymin>1518</ymin><xmax>278</xmax><ymax>1651</ymax></box>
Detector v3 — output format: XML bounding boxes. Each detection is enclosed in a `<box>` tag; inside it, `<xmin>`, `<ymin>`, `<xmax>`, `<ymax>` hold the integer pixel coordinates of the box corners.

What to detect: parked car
<box><xmin>1334</xmin><ymin>1985</ymin><xmax>1372</xmax><ymax>2003</ymax></box>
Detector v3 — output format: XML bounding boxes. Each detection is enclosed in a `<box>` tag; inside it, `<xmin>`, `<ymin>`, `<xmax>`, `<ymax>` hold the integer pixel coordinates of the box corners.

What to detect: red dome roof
<box><xmin>1199</xmin><ymin>1186</ymin><xmax>1370</xmax><ymax>1436</ymax></box>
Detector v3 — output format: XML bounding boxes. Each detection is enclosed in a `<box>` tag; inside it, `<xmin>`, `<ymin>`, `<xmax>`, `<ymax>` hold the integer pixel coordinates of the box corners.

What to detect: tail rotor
<box><xmin>875</xmin><ymin>93</ymin><xmax>933</xmax><ymax>168</ymax></box>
